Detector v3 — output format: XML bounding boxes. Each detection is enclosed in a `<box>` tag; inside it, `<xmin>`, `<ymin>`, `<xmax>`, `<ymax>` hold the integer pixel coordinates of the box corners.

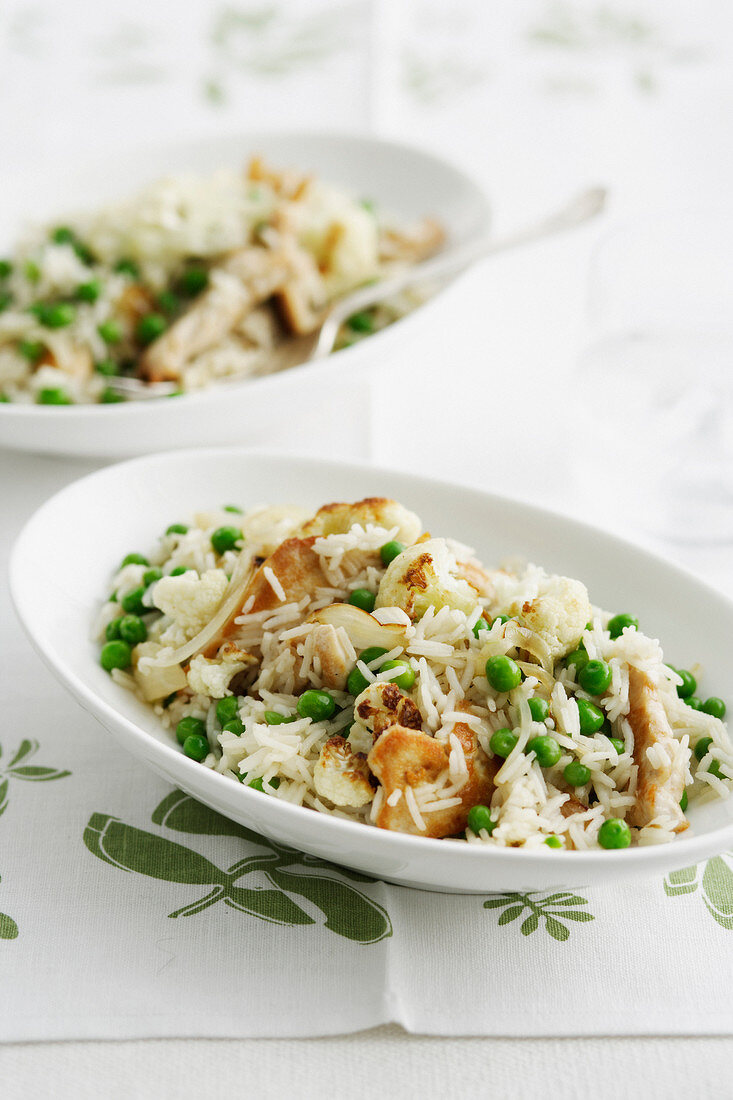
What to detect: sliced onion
<box><xmin>307</xmin><ymin>604</ymin><xmax>407</xmax><ymax>651</ymax></box>
<box><xmin>503</xmin><ymin>621</ymin><xmax>553</xmax><ymax>672</ymax></box>
<box><xmin>148</xmin><ymin>549</ymin><xmax>257</xmax><ymax>668</ymax></box>
<box><xmin>134</xmin><ymin>661</ymin><xmax>188</xmax><ymax>702</ymax></box>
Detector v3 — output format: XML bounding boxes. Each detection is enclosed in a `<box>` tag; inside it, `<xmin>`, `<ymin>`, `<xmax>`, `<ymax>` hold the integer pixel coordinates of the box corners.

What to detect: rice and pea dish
<box><xmin>95</xmin><ymin>497</ymin><xmax>731</xmax><ymax>851</ymax></box>
<box><xmin>0</xmin><ymin>159</ymin><xmax>443</xmax><ymax>405</ymax></box>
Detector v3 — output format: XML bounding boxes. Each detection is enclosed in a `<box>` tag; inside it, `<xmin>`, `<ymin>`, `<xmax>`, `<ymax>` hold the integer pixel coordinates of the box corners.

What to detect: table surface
<box><xmin>2</xmin><ymin>0</ymin><xmax>733</xmax><ymax>1093</ymax></box>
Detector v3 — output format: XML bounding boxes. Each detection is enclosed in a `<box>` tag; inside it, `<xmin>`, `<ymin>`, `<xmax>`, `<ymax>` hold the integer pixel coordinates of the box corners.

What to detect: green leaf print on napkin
<box><xmin>665</xmin><ymin>854</ymin><xmax>733</xmax><ymax>931</ymax></box>
<box><xmin>84</xmin><ymin>791</ymin><xmax>392</xmax><ymax>944</ymax></box>
<box><xmin>0</xmin><ymin>739</ymin><xmax>70</xmax><ymax>940</ymax></box>
<box><xmin>484</xmin><ymin>891</ymin><xmax>595</xmax><ymax>941</ymax></box>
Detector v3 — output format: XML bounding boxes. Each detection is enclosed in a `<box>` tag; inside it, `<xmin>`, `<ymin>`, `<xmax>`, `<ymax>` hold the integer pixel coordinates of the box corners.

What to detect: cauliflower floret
<box><xmin>153</xmin><ymin>569</ymin><xmax>228</xmax><ymax>643</ymax></box>
<box><xmin>516</xmin><ymin>575</ymin><xmax>591</xmax><ymax>662</ymax></box>
<box><xmin>186</xmin><ymin>653</ymin><xmax>247</xmax><ymax>699</ymax></box>
<box><xmin>354</xmin><ymin>681</ymin><xmax>422</xmax><ymax>738</ymax></box>
<box><xmin>375</xmin><ymin>538</ymin><xmax>477</xmax><ymax>621</ymax></box>
<box><xmin>313</xmin><ymin>736</ymin><xmax>374</xmax><ymax>807</ymax></box>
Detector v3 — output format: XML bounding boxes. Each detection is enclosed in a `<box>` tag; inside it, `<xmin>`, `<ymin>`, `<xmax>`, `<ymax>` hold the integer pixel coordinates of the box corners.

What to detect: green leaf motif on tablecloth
<box><xmin>663</xmin><ymin>852</ymin><xmax>733</xmax><ymax>930</ymax></box>
<box><xmin>83</xmin><ymin>790</ymin><xmax>392</xmax><ymax>945</ymax></box>
<box><xmin>483</xmin><ymin>891</ymin><xmax>595</xmax><ymax>941</ymax></box>
<box><xmin>0</xmin><ymin>739</ymin><xmax>70</xmax><ymax>942</ymax></box>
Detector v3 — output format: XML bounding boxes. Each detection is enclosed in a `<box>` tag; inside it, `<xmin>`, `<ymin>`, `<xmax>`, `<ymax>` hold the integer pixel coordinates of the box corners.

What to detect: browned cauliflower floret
<box><xmin>375</xmin><ymin>538</ymin><xmax>478</xmax><ymax>621</ymax></box>
<box><xmin>354</xmin><ymin>681</ymin><xmax>423</xmax><ymax>738</ymax></box>
<box><xmin>297</xmin><ymin>498</ymin><xmax>422</xmax><ymax>544</ymax></box>
<box><xmin>517</xmin><ymin>576</ymin><xmax>591</xmax><ymax>662</ymax></box>
<box><xmin>313</xmin><ymin>736</ymin><xmax>374</xmax><ymax>807</ymax></box>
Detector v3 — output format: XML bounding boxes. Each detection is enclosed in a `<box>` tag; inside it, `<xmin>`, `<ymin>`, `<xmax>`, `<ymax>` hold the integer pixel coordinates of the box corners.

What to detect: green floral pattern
<box><xmin>84</xmin><ymin>790</ymin><xmax>392</xmax><ymax>943</ymax></box>
<box><xmin>664</xmin><ymin>852</ymin><xmax>733</xmax><ymax>930</ymax></box>
<box><xmin>483</xmin><ymin>890</ymin><xmax>595</xmax><ymax>941</ymax></box>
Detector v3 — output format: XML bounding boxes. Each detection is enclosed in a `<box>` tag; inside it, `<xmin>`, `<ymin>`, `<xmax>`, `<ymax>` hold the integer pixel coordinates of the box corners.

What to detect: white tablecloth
<box><xmin>2</xmin><ymin>0</ymin><xmax>733</xmax><ymax>1092</ymax></box>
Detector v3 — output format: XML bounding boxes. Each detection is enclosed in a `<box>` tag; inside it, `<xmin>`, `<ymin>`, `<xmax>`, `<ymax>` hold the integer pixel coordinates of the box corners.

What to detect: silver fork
<box><xmin>108</xmin><ymin>185</ymin><xmax>606</xmax><ymax>399</ymax></box>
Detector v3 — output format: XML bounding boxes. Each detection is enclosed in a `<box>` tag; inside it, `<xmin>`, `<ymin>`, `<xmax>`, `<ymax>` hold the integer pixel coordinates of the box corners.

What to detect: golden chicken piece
<box><xmin>375</xmin><ymin>538</ymin><xmax>477</xmax><ymax>621</ymax></box>
<box><xmin>627</xmin><ymin>667</ymin><xmax>688</xmax><ymax>832</ymax></box>
<box><xmin>367</xmin><ymin>717</ymin><xmax>498</xmax><ymax>838</ymax></box>
<box><xmin>313</xmin><ymin>736</ymin><xmax>374</xmax><ymax>808</ymax></box>
<box><xmin>354</xmin><ymin>681</ymin><xmax>423</xmax><ymax>738</ymax></box>
<box><xmin>291</xmin><ymin>623</ymin><xmax>354</xmax><ymax>692</ymax></box>
<box><xmin>138</xmin><ymin>247</ymin><xmax>295</xmax><ymax>382</ymax></box>
<box><xmin>297</xmin><ymin>497</ymin><xmax>422</xmax><ymax>545</ymax></box>
<box><xmin>200</xmin><ymin>537</ymin><xmax>327</xmax><ymax>658</ymax></box>
<box><xmin>378</xmin><ymin>217</ymin><xmax>445</xmax><ymax>264</ymax></box>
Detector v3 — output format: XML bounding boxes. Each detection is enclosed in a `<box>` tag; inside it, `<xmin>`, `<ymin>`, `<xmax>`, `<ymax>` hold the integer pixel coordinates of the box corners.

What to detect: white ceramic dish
<box><xmin>11</xmin><ymin>449</ymin><xmax>733</xmax><ymax>892</ymax></box>
<box><xmin>0</xmin><ymin>131</ymin><xmax>489</xmax><ymax>459</ymax></box>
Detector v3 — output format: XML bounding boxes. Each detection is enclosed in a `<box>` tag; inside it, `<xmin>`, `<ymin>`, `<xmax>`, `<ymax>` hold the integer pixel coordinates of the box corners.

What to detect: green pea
<box><xmin>564</xmin><ymin>760</ymin><xmax>591</xmax><ymax>787</ymax></box>
<box><xmin>118</xmin><ymin>614</ymin><xmax>147</xmax><ymax>645</ymax></box>
<box><xmin>297</xmin><ymin>690</ymin><xmax>336</xmax><ymax>722</ymax></box>
<box><xmin>489</xmin><ymin>728</ymin><xmax>517</xmax><ymax>758</ymax></box>
<box><xmin>598</xmin><ymin>818</ymin><xmax>631</xmax><ymax>849</ymax></box>
<box><xmin>0</xmin><ymin>292</ymin><xmax>11</xmax><ymax>312</ymax></box>
<box><xmin>380</xmin><ymin>540</ymin><xmax>405</xmax><ymax>566</ymax></box>
<box><xmin>566</xmin><ymin>647</ymin><xmax>589</xmax><ymax>672</ymax></box>
<box><xmin>544</xmin><ymin>835</ymin><xmax>563</xmax><ymax>848</ymax></box>
<box><xmin>671</xmin><ymin>667</ymin><xmax>696</xmax><ymax>699</ymax></box>
<box><xmin>467</xmin><ymin>804</ymin><xmax>495</xmax><ymax>834</ymax></box>
<box><xmin>709</xmin><ymin>759</ymin><xmax>725</xmax><ymax>780</ymax></box>
<box><xmin>166</xmin><ymin>523</ymin><xmax>189</xmax><ymax>536</ymax></box>
<box><xmin>179</xmin><ymin>267</ymin><xmax>209</xmax><ymax>296</ymax></box>
<box><xmin>175</xmin><ymin>716</ymin><xmax>206</xmax><ymax>745</ymax></box>
<box><xmin>694</xmin><ymin>736</ymin><xmax>713</xmax><ymax>761</ymax></box>
<box><xmin>105</xmin><ymin>617</ymin><xmax>124</xmax><ymax>641</ymax></box>
<box><xmin>76</xmin><ymin>279</ymin><xmax>102</xmax><ymax>303</ymax></box>
<box><xmin>703</xmin><ymin>697</ymin><xmax>726</xmax><ymax>720</ymax></box>
<box><xmin>143</xmin><ymin>567</ymin><xmax>163</xmax><ymax>586</ymax></box>
<box><xmin>578</xmin><ymin>659</ymin><xmax>612</xmax><ymax>695</ymax></box>
<box><xmin>136</xmin><ymin>312</ymin><xmax>167</xmax><ymax>345</ymax></box>
<box><xmin>223</xmin><ymin>504</ymin><xmax>243</xmax><ymax>513</ymax></box>
<box><xmin>18</xmin><ymin>340</ymin><xmax>45</xmax><ymax>363</ymax></box>
<box><xmin>347</xmin><ymin>311</ymin><xmax>374</xmax><ymax>334</ymax></box>
<box><xmin>216</xmin><ymin>696</ymin><xmax>240</xmax><ymax>726</ymax></box>
<box><xmin>528</xmin><ymin>696</ymin><xmax>549</xmax><ymax>723</ymax></box>
<box><xmin>94</xmin><ymin>359</ymin><xmax>119</xmax><ymax>376</ymax></box>
<box><xmin>526</xmin><ymin>735</ymin><xmax>562</xmax><ymax>768</ymax></box>
<box><xmin>264</xmin><ymin>711</ymin><xmax>296</xmax><ymax>725</ymax></box>
<box><xmin>492</xmin><ymin>614</ymin><xmax>511</xmax><ymax>627</ymax></box>
<box><xmin>170</xmin><ymin>566</ymin><xmax>188</xmax><ymax>577</ymax></box>
<box><xmin>31</xmin><ymin>302</ymin><xmax>76</xmax><ymax>328</ymax></box>
<box><xmin>347</xmin><ymin>646</ymin><xmax>389</xmax><ymax>696</ymax></box>
<box><xmin>100</xmin><ymin>640</ymin><xmax>132</xmax><ymax>672</ymax></box>
<box><xmin>121</xmin><ymin>552</ymin><xmax>149</xmax><ymax>567</ymax></box>
<box><xmin>248</xmin><ymin>776</ymin><xmax>281</xmax><ymax>792</ymax></box>
<box><xmin>100</xmin><ymin>387</ymin><xmax>125</xmax><ymax>404</ymax></box>
<box><xmin>120</xmin><ymin>586</ymin><xmax>147</xmax><ymax>616</ymax></box>
<box><xmin>98</xmin><ymin>320</ymin><xmax>122</xmax><ymax>344</ymax></box>
<box><xmin>182</xmin><ymin>733</ymin><xmax>209</xmax><ymax>762</ymax></box>
<box><xmin>379</xmin><ymin>659</ymin><xmax>416</xmax><ymax>690</ymax></box>
<box><xmin>607</xmin><ymin>737</ymin><xmax>626</xmax><ymax>756</ymax></box>
<box><xmin>37</xmin><ymin>388</ymin><xmax>72</xmax><ymax>405</ymax></box>
<box><xmin>222</xmin><ymin>718</ymin><xmax>244</xmax><ymax>736</ymax></box>
<box><xmin>115</xmin><ymin>258</ymin><xmax>140</xmax><ymax>279</ymax></box>
<box><xmin>0</xmin><ymin>392</ymin><xmax>9</xmax><ymax>402</ymax></box>
<box><xmin>24</xmin><ymin>260</ymin><xmax>41</xmax><ymax>283</ymax></box>
<box><xmin>680</xmin><ymin>790</ymin><xmax>688</xmax><ymax>812</ymax></box>
<box><xmin>156</xmin><ymin>290</ymin><xmax>180</xmax><ymax>315</ymax></box>
<box><xmin>211</xmin><ymin>526</ymin><xmax>243</xmax><ymax>555</ymax></box>
<box><xmin>51</xmin><ymin>226</ymin><xmax>75</xmax><ymax>245</ymax></box>
<box><xmin>348</xmin><ymin>588</ymin><xmax>376</xmax><ymax>613</ymax></box>
<box><xmin>472</xmin><ymin>617</ymin><xmax>490</xmax><ymax>638</ymax></box>
<box><xmin>485</xmin><ymin>654</ymin><xmax>522</xmax><ymax>693</ymax></box>
<box><xmin>607</xmin><ymin>613</ymin><xmax>638</xmax><ymax>639</ymax></box>
<box><xmin>687</xmin><ymin>696</ymin><xmax>703</xmax><ymax>711</ymax></box>
<box><xmin>0</xmin><ymin>260</ymin><xmax>12</xmax><ymax>278</ymax></box>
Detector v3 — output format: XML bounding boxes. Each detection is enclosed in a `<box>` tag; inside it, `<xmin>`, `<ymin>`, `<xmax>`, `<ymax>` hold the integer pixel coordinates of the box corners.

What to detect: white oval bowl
<box><xmin>10</xmin><ymin>449</ymin><xmax>733</xmax><ymax>892</ymax></box>
<box><xmin>0</xmin><ymin>131</ymin><xmax>489</xmax><ymax>458</ymax></box>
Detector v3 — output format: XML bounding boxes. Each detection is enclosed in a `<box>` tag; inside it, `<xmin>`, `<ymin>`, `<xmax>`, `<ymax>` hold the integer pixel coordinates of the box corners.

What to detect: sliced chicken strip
<box><xmin>199</xmin><ymin>536</ymin><xmax>327</xmax><ymax>658</ymax></box>
<box><xmin>138</xmin><ymin>247</ymin><xmax>294</xmax><ymax>382</ymax></box>
<box><xmin>367</xmin><ymin>717</ymin><xmax>498</xmax><ymax>838</ymax></box>
<box><xmin>627</xmin><ymin>667</ymin><xmax>688</xmax><ymax>832</ymax></box>
<box><xmin>378</xmin><ymin>217</ymin><xmax>445</xmax><ymax>264</ymax></box>
<box><xmin>290</xmin><ymin>623</ymin><xmax>354</xmax><ymax>692</ymax></box>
